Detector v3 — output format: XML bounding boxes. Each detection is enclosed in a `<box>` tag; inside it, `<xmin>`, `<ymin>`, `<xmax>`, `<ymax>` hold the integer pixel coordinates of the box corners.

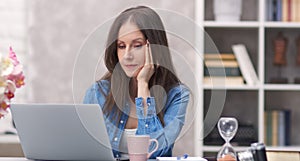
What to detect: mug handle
<box><xmin>147</xmin><ymin>138</ymin><xmax>159</xmax><ymax>158</ymax></box>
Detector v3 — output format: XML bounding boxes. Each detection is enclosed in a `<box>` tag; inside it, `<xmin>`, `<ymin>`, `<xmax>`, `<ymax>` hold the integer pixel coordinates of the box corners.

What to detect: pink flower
<box><xmin>0</xmin><ymin>47</ymin><xmax>25</xmax><ymax>118</ymax></box>
<box><xmin>9</xmin><ymin>47</ymin><xmax>20</xmax><ymax>66</ymax></box>
<box><xmin>7</xmin><ymin>73</ymin><xmax>25</xmax><ymax>88</ymax></box>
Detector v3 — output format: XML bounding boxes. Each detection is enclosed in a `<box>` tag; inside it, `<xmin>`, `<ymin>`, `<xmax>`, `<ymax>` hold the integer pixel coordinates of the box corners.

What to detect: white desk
<box><xmin>0</xmin><ymin>158</ymin><xmax>27</xmax><ymax>161</ymax></box>
<box><xmin>0</xmin><ymin>135</ymin><xmax>23</xmax><ymax>157</ymax></box>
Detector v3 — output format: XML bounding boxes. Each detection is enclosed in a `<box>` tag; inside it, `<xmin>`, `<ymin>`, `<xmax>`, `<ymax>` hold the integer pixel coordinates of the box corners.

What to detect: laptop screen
<box><xmin>11</xmin><ymin>104</ymin><xmax>117</xmax><ymax>161</ymax></box>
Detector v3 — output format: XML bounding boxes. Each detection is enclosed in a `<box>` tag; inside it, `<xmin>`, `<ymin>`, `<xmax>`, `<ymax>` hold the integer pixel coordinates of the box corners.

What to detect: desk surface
<box><xmin>0</xmin><ymin>158</ymin><xmax>27</xmax><ymax>161</ymax></box>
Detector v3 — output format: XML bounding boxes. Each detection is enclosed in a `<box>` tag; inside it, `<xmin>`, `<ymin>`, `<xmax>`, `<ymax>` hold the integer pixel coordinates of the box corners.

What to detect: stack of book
<box><xmin>204</xmin><ymin>44</ymin><xmax>259</xmax><ymax>86</ymax></box>
<box><xmin>203</xmin><ymin>53</ymin><xmax>244</xmax><ymax>86</ymax></box>
<box><xmin>264</xmin><ymin>109</ymin><xmax>291</xmax><ymax>146</ymax></box>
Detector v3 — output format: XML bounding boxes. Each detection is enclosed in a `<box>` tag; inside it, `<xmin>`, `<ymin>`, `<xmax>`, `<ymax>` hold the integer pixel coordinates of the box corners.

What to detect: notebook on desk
<box><xmin>11</xmin><ymin>104</ymin><xmax>128</xmax><ymax>161</ymax></box>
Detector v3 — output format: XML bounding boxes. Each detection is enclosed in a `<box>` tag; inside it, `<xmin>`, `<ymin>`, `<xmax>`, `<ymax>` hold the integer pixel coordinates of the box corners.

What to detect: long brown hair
<box><xmin>100</xmin><ymin>6</ymin><xmax>180</xmax><ymax>126</ymax></box>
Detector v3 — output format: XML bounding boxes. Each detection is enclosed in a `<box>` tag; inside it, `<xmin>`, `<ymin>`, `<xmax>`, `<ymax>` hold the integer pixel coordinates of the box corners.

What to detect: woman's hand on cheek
<box><xmin>136</xmin><ymin>41</ymin><xmax>155</xmax><ymax>84</ymax></box>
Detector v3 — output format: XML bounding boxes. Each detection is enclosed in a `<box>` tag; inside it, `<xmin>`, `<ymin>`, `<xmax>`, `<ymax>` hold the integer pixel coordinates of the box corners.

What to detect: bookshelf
<box><xmin>194</xmin><ymin>0</ymin><xmax>300</xmax><ymax>157</ymax></box>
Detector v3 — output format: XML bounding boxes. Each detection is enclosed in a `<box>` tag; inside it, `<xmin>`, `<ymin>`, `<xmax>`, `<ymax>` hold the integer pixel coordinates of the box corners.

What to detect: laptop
<box><xmin>11</xmin><ymin>104</ymin><xmax>127</xmax><ymax>161</ymax></box>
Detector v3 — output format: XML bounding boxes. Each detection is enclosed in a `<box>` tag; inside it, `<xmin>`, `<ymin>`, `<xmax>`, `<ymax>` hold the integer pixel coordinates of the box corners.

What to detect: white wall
<box><xmin>0</xmin><ymin>0</ymin><xmax>28</xmax><ymax>103</ymax></box>
<box><xmin>0</xmin><ymin>0</ymin><xmax>27</xmax><ymax>139</ymax></box>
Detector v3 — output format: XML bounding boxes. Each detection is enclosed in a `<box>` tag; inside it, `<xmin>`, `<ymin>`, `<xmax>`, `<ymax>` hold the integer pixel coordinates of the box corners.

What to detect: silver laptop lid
<box><xmin>11</xmin><ymin>104</ymin><xmax>116</xmax><ymax>161</ymax></box>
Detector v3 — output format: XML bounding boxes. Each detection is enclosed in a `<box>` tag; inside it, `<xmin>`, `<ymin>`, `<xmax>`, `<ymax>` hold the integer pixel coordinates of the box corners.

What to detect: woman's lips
<box><xmin>125</xmin><ymin>64</ymin><xmax>138</xmax><ymax>70</ymax></box>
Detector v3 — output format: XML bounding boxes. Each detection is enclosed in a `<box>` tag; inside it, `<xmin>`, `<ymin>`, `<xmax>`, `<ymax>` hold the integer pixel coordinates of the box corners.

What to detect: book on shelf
<box><xmin>232</xmin><ymin>44</ymin><xmax>259</xmax><ymax>86</ymax></box>
<box><xmin>204</xmin><ymin>60</ymin><xmax>239</xmax><ymax>68</ymax></box>
<box><xmin>266</xmin><ymin>0</ymin><xmax>272</xmax><ymax>21</ymax></box>
<box><xmin>267</xmin><ymin>0</ymin><xmax>282</xmax><ymax>21</ymax></box>
<box><xmin>264</xmin><ymin>109</ymin><xmax>291</xmax><ymax>146</ymax></box>
<box><xmin>204</xmin><ymin>66</ymin><xmax>241</xmax><ymax>77</ymax></box>
<box><xmin>298</xmin><ymin>0</ymin><xmax>300</xmax><ymax>22</ymax></box>
<box><xmin>266</xmin><ymin>149</ymin><xmax>300</xmax><ymax>161</ymax></box>
<box><xmin>204</xmin><ymin>53</ymin><xmax>236</xmax><ymax>60</ymax></box>
<box><xmin>291</xmin><ymin>0</ymin><xmax>298</xmax><ymax>21</ymax></box>
<box><xmin>276</xmin><ymin>0</ymin><xmax>283</xmax><ymax>21</ymax></box>
<box><xmin>282</xmin><ymin>0</ymin><xmax>289</xmax><ymax>21</ymax></box>
<box><xmin>296</xmin><ymin>0</ymin><xmax>300</xmax><ymax>22</ymax></box>
<box><xmin>203</xmin><ymin>76</ymin><xmax>244</xmax><ymax>86</ymax></box>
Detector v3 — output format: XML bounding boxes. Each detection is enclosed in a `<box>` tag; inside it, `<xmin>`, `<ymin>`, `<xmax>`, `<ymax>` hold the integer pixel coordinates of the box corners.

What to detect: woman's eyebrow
<box><xmin>118</xmin><ymin>38</ymin><xmax>145</xmax><ymax>43</ymax></box>
<box><xmin>132</xmin><ymin>38</ymin><xmax>144</xmax><ymax>42</ymax></box>
<box><xmin>132</xmin><ymin>38</ymin><xmax>147</xmax><ymax>45</ymax></box>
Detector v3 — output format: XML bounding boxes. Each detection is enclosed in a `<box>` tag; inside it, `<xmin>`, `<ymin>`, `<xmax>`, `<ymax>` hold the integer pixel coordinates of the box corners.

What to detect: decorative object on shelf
<box><xmin>295</xmin><ymin>35</ymin><xmax>300</xmax><ymax>84</ymax></box>
<box><xmin>270</xmin><ymin>32</ymin><xmax>288</xmax><ymax>84</ymax></box>
<box><xmin>213</xmin><ymin>0</ymin><xmax>242</xmax><ymax>21</ymax></box>
<box><xmin>217</xmin><ymin>117</ymin><xmax>238</xmax><ymax>161</ymax></box>
<box><xmin>204</xmin><ymin>124</ymin><xmax>257</xmax><ymax>146</ymax></box>
<box><xmin>0</xmin><ymin>47</ymin><xmax>25</xmax><ymax>118</ymax></box>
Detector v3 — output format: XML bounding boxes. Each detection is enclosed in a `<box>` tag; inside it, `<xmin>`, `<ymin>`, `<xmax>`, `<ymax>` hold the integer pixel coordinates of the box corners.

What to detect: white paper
<box><xmin>156</xmin><ymin>157</ymin><xmax>207</xmax><ymax>161</ymax></box>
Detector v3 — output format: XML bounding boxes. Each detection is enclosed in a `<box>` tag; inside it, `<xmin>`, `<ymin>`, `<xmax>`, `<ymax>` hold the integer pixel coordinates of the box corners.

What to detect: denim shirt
<box><xmin>83</xmin><ymin>80</ymin><xmax>190</xmax><ymax>159</ymax></box>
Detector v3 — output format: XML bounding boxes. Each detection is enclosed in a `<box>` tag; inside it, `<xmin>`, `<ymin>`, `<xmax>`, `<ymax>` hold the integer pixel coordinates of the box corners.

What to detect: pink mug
<box><xmin>127</xmin><ymin>135</ymin><xmax>159</xmax><ymax>161</ymax></box>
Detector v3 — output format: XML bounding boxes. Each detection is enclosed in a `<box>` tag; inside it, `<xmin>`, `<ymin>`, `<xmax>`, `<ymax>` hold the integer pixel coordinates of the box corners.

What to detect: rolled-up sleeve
<box><xmin>135</xmin><ymin>85</ymin><xmax>190</xmax><ymax>158</ymax></box>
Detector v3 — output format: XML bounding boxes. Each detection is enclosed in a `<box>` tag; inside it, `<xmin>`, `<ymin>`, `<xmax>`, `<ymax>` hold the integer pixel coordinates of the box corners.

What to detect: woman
<box><xmin>83</xmin><ymin>6</ymin><xmax>190</xmax><ymax>159</ymax></box>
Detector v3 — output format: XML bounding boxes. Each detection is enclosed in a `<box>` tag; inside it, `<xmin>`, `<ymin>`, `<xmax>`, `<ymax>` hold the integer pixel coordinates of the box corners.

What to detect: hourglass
<box><xmin>217</xmin><ymin>117</ymin><xmax>238</xmax><ymax>161</ymax></box>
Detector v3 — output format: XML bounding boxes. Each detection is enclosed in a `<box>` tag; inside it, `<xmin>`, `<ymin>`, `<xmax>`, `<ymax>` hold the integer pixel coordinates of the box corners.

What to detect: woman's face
<box><xmin>117</xmin><ymin>22</ymin><xmax>146</xmax><ymax>77</ymax></box>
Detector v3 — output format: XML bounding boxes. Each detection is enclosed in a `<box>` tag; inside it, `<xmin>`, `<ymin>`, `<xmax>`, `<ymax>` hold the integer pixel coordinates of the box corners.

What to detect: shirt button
<box><xmin>116</xmin><ymin>154</ymin><xmax>119</xmax><ymax>157</ymax></box>
<box><xmin>147</xmin><ymin>103</ymin><xmax>151</xmax><ymax>106</ymax></box>
<box><xmin>145</xmin><ymin>124</ymin><xmax>148</xmax><ymax>128</ymax></box>
<box><xmin>114</xmin><ymin>137</ymin><xmax>118</xmax><ymax>141</ymax></box>
<box><xmin>120</xmin><ymin>120</ymin><xmax>124</xmax><ymax>124</ymax></box>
